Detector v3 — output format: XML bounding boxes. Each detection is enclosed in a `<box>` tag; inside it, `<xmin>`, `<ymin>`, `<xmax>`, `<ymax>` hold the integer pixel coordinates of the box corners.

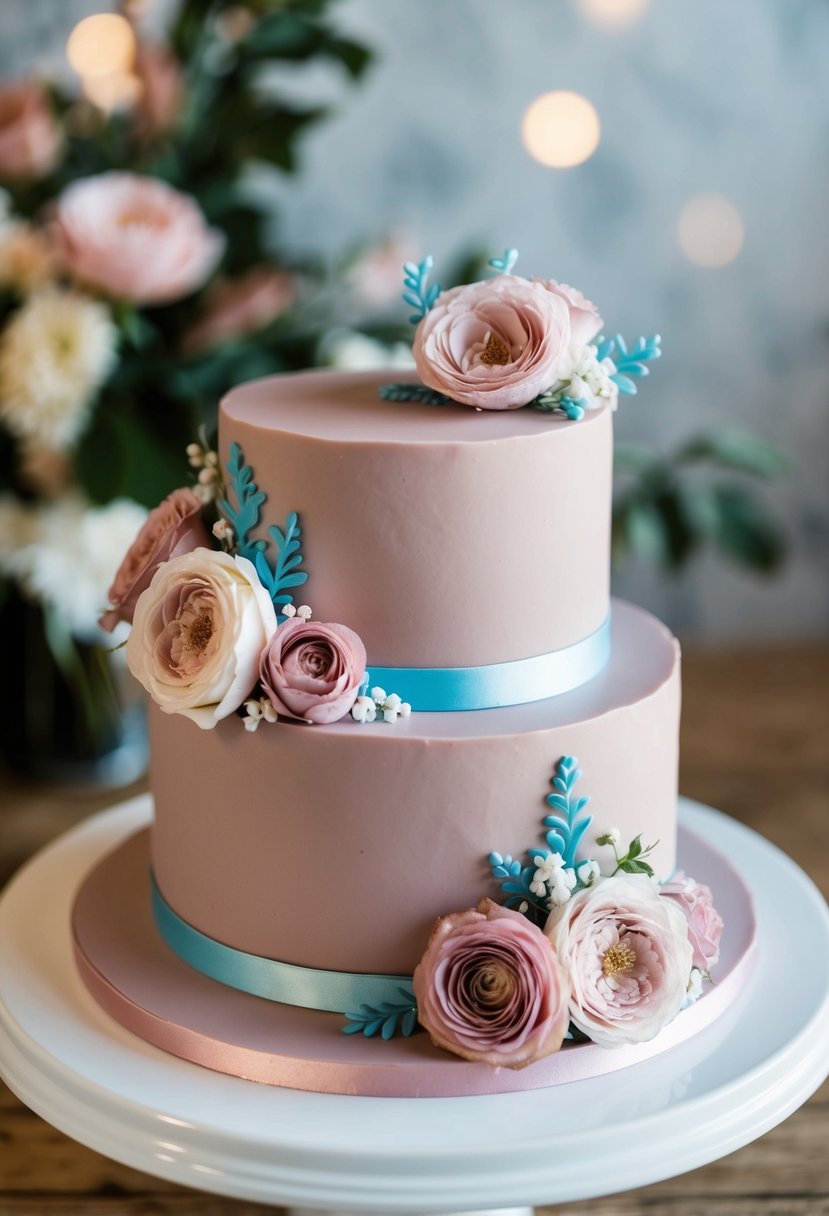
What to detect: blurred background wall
<box><xmin>3</xmin><ymin>0</ymin><xmax>827</xmax><ymax>642</ymax></box>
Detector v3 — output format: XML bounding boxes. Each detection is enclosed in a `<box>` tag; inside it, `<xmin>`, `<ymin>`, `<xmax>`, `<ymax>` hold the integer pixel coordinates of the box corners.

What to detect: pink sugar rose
<box><xmin>534</xmin><ymin>279</ymin><xmax>603</xmax><ymax>347</ymax></box>
<box><xmin>413</xmin><ymin>274</ymin><xmax>571</xmax><ymax>410</ymax></box>
<box><xmin>52</xmin><ymin>173</ymin><xmax>224</xmax><ymax>306</ymax></box>
<box><xmin>126</xmin><ymin>548</ymin><xmax>277</xmax><ymax>729</ymax></box>
<box><xmin>0</xmin><ymin>81</ymin><xmax>61</xmax><ymax>182</ymax></box>
<box><xmin>413</xmin><ymin>898</ymin><xmax>570</xmax><ymax>1069</ymax></box>
<box><xmin>260</xmin><ymin>618</ymin><xmax>367</xmax><ymax>724</ymax></box>
<box><xmin>99</xmin><ymin>487</ymin><xmax>212</xmax><ymax>633</ymax></box>
<box><xmin>661</xmin><ymin>871</ymin><xmax>724</xmax><ymax>972</ymax></box>
<box><xmin>546</xmin><ymin>874</ymin><xmax>692</xmax><ymax>1049</ymax></box>
<box><xmin>182</xmin><ymin>266</ymin><xmax>296</xmax><ymax>354</ymax></box>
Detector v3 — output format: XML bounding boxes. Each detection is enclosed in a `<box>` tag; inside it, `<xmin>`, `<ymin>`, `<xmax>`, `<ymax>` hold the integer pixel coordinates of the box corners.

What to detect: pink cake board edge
<box><xmin>71</xmin><ymin>823</ymin><xmax>757</xmax><ymax>1098</ymax></box>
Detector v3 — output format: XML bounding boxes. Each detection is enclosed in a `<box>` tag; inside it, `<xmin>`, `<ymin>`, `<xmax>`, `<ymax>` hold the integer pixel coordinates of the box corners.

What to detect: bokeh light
<box><xmin>577</xmin><ymin>0</ymin><xmax>649</xmax><ymax>30</ymax></box>
<box><xmin>82</xmin><ymin>72</ymin><xmax>143</xmax><ymax>113</ymax></box>
<box><xmin>522</xmin><ymin>91</ymin><xmax>601</xmax><ymax>169</ymax></box>
<box><xmin>67</xmin><ymin>14</ymin><xmax>136</xmax><ymax>79</ymax></box>
<box><xmin>677</xmin><ymin>194</ymin><xmax>745</xmax><ymax>268</ymax></box>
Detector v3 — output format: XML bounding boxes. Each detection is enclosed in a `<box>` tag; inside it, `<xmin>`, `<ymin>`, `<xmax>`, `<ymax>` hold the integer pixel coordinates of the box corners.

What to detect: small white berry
<box><xmin>282</xmin><ymin>604</ymin><xmax>297</xmax><ymax>618</ymax></box>
<box><xmin>204</xmin><ymin>450</ymin><xmax>219</xmax><ymax>468</ymax></box>
<box><xmin>296</xmin><ymin>604</ymin><xmax>313</xmax><ymax>620</ymax></box>
<box><xmin>399</xmin><ymin>702</ymin><xmax>411</xmax><ymax>717</ymax></box>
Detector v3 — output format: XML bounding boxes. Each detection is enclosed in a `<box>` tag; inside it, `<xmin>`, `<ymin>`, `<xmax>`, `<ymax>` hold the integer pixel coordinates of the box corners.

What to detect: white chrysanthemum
<box><xmin>0</xmin><ymin>222</ymin><xmax>54</xmax><ymax>291</ymax></box>
<box><xmin>2</xmin><ymin>493</ymin><xmax>147</xmax><ymax>641</ymax></box>
<box><xmin>0</xmin><ymin>288</ymin><xmax>118</xmax><ymax>449</ymax></box>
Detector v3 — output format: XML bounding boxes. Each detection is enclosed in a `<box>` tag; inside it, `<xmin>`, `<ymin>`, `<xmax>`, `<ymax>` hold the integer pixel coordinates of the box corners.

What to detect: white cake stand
<box><xmin>0</xmin><ymin>796</ymin><xmax>827</xmax><ymax>1216</ymax></box>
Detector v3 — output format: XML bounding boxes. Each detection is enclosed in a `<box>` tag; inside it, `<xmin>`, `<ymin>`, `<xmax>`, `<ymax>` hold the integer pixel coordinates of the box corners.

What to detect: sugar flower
<box><xmin>661</xmin><ymin>871</ymin><xmax>724</xmax><ymax>972</ymax></box>
<box><xmin>533</xmin><ymin>279</ymin><xmax>603</xmax><ymax>347</ymax></box>
<box><xmin>0</xmin><ymin>287</ymin><xmax>117</xmax><ymax>449</ymax></box>
<box><xmin>413</xmin><ymin>275</ymin><xmax>571</xmax><ymax>410</ymax></box>
<box><xmin>413</xmin><ymin>898</ymin><xmax>570</xmax><ymax>1069</ymax></box>
<box><xmin>52</xmin><ymin>172</ymin><xmax>224</xmax><ymax>305</ymax></box>
<box><xmin>242</xmin><ymin>696</ymin><xmax>278</xmax><ymax>732</ymax></box>
<box><xmin>259</xmin><ymin>618</ymin><xmax>367</xmax><ymax>725</ymax></box>
<box><xmin>529</xmin><ymin>851</ymin><xmax>577</xmax><ymax>906</ymax></box>
<box><xmin>546</xmin><ymin>873</ymin><xmax>692</xmax><ymax>1048</ymax></box>
<box><xmin>126</xmin><ymin>548</ymin><xmax>277</xmax><ymax>729</ymax></box>
<box><xmin>99</xmin><ymin>487</ymin><xmax>212</xmax><ymax>633</ymax></box>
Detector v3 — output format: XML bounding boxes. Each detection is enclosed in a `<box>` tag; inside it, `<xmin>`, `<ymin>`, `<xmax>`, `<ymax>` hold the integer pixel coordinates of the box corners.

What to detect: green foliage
<box><xmin>613</xmin><ymin>430</ymin><xmax>787</xmax><ymax>574</ymax></box>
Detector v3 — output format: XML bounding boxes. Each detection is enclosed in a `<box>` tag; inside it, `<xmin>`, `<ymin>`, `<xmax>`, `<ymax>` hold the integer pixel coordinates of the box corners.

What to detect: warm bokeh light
<box><xmin>522</xmin><ymin>91</ymin><xmax>601</xmax><ymax>168</ymax></box>
<box><xmin>82</xmin><ymin>71</ymin><xmax>143</xmax><ymax>113</ymax></box>
<box><xmin>677</xmin><ymin>194</ymin><xmax>745</xmax><ymax>268</ymax></box>
<box><xmin>576</xmin><ymin>0</ymin><xmax>649</xmax><ymax>30</ymax></box>
<box><xmin>67</xmin><ymin>14</ymin><xmax>136</xmax><ymax>79</ymax></box>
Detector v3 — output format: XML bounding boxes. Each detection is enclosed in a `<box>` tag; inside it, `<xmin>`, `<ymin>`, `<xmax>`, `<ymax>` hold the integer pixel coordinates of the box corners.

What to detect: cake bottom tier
<box><xmin>150</xmin><ymin>600</ymin><xmax>680</xmax><ymax>976</ymax></box>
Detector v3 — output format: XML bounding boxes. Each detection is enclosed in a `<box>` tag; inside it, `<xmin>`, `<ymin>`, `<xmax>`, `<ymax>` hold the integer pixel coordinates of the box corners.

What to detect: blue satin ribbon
<box><xmin>366</xmin><ymin>614</ymin><xmax>611</xmax><ymax>711</ymax></box>
<box><xmin>151</xmin><ymin>874</ymin><xmax>414</xmax><ymax>1012</ymax></box>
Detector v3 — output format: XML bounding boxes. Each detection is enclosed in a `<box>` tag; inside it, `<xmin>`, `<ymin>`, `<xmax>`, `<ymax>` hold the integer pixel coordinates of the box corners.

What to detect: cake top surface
<box><xmin>222</xmin><ymin>369</ymin><xmax>609</xmax><ymax>445</ymax></box>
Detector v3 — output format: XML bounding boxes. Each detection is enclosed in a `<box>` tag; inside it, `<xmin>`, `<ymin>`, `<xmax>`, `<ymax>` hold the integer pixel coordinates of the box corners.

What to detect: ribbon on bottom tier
<box><xmin>365</xmin><ymin>614</ymin><xmax>611</xmax><ymax>712</ymax></box>
<box><xmin>152</xmin><ymin>873</ymin><xmax>414</xmax><ymax>1014</ymax></box>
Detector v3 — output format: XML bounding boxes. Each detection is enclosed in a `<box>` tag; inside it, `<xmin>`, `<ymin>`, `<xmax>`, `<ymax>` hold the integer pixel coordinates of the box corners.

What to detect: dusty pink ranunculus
<box><xmin>413</xmin><ymin>274</ymin><xmax>571</xmax><ymax>410</ymax></box>
<box><xmin>413</xmin><ymin>898</ymin><xmax>570</xmax><ymax>1069</ymax></box>
<box><xmin>181</xmin><ymin>267</ymin><xmax>295</xmax><ymax>354</ymax></box>
<box><xmin>661</xmin><ymin>871</ymin><xmax>724</xmax><ymax>972</ymax></box>
<box><xmin>126</xmin><ymin>548</ymin><xmax>277</xmax><ymax>729</ymax></box>
<box><xmin>52</xmin><ymin>172</ymin><xmax>224</xmax><ymax>305</ymax></box>
<box><xmin>0</xmin><ymin>81</ymin><xmax>61</xmax><ymax>182</ymax></box>
<box><xmin>546</xmin><ymin>874</ymin><xmax>692</xmax><ymax>1049</ymax></box>
<box><xmin>534</xmin><ymin>279</ymin><xmax>603</xmax><ymax>347</ymax></box>
<box><xmin>259</xmin><ymin>618</ymin><xmax>367</xmax><ymax>724</ymax></box>
<box><xmin>99</xmin><ymin>487</ymin><xmax>211</xmax><ymax>633</ymax></box>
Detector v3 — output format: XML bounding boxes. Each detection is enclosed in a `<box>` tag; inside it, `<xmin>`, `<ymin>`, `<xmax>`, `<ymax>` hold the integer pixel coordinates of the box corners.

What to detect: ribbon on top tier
<box><xmin>152</xmin><ymin>874</ymin><xmax>414</xmax><ymax>1014</ymax></box>
<box><xmin>366</xmin><ymin>614</ymin><xmax>611</xmax><ymax>712</ymax></box>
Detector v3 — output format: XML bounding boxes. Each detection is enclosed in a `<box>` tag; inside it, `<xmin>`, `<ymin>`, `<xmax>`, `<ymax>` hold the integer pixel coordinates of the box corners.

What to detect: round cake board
<box><xmin>69</xmin><ymin>815</ymin><xmax>757</xmax><ymax>1098</ymax></box>
<box><xmin>1</xmin><ymin>797</ymin><xmax>828</xmax><ymax>1213</ymax></box>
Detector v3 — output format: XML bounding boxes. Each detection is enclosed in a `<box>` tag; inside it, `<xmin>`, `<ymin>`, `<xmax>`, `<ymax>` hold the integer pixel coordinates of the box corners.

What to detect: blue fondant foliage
<box><xmin>596</xmin><ymin>333</ymin><xmax>662</xmax><ymax>396</ymax></box>
<box><xmin>378</xmin><ymin>382</ymin><xmax>452</xmax><ymax>406</ymax></box>
<box><xmin>402</xmin><ymin>256</ymin><xmax>441</xmax><ymax>325</ymax></box>
<box><xmin>220</xmin><ymin>443</ymin><xmax>307</xmax><ymax>612</ymax></box>
<box><xmin>220</xmin><ymin>442</ymin><xmax>266</xmax><ymax>562</ymax></box>
<box><xmin>343</xmin><ymin>988</ymin><xmax>419</xmax><ymax>1039</ymax></box>
<box><xmin>487</xmin><ymin>851</ymin><xmax>542</xmax><ymax>913</ymax></box>
<box><xmin>488</xmin><ymin>247</ymin><xmax>519</xmax><ymax>275</ymax></box>
<box><xmin>544</xmin><ymin>755</ymin><xmax>592</xmax><ymax>868</ymax></box>
<box><xmin>527</xmin><ymin>392</ymin><xmax>586</xmax><ymax>421</ymax></box>
<box><xmin>253</xmin><ymin>512</ymin><xmax>308</xmax><ymax>610</ymax></box>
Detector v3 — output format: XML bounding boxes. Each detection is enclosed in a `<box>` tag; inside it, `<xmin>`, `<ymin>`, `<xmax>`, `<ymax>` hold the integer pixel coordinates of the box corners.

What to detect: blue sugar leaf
<box><xmin>401</xmin><ymin>1007</ymin><xmax>418</xmax><ymax>1037</ymax></box>
<box><xmin>569</xmin><ymin>816</ymin><xmax>593</xmax><ymax>856</ymax></box>
<box><xmin>342</xmin><ymin>1022</ymin><xmax>364</xmax><ymax>1035</ymax></box>
<box><xmin>546</xmin><ymin>793</ymin><xmax>569</xmax><ymax>812</ymax></box>
<box><xmin>364</xmin><ymin>1018</ymin><xmax>384</xmax><ymax>1037</ymax></box>
<box><xmin>276</xmin><ymin>572</ymin><xmax>308</xmax><ymax>590</ymax></box>
<box><xmin>546</xmin><ymin>830</ymin><xmax>567</xmax><ymax>855</ymax></box>
<box><xmin>614</xmin><ymin>334</ymin><xmax>628</xmax><ymax>356</ymax></box>
<box><xmin>402</xmin><ymin>290</ymin><xmax>422</xmax><ymax>309</ymax></box>
<box><xmin>488</xmin><ymin>852</ymin><xmax>504</xmax><ymax>866</ymax></box>
<box><xmin>553</xmin><ymin>776</ymin><xmax>567</xmax><ymax>793</ymax></box>
<box><xmin>613</xmin><ymin>375</ymin><xmax>638</xmax><ymax>396</ymax></box>
<box><xmin>382</xmin><ymin>1014</ymin><xmax>398</xmax><ymax>1040</ymax></box>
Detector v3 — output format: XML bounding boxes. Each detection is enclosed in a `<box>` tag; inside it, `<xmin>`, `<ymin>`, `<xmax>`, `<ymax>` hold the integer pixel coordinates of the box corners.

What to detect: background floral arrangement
<box><xmin>0</xmin><ymin>0</ymin><xmax>376</xmax><ymax>778</ymax></box>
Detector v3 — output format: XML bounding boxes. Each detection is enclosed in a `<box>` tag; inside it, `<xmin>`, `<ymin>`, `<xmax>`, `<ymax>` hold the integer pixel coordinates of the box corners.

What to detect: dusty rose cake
<box><xmin>96</xmin><ymin>251</ymin><xmax>724</xmax><ymax>1078</ymax></box>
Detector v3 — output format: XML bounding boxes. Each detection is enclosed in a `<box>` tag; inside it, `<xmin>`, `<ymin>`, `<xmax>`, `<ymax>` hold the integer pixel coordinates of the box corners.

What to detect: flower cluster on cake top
<box><xmin>380</xmin><ymin>249</ymin><xmax>661</xmax><ymax>419</ymax></box>
<box><xmin>345</xmin><ymin>755</ymin><xmax>724</xmax><ymax>1068</ymax></box>
<box><xmin>100</xmin><ymin>438</ymin><xmax>407</xmax><ymax>731</ymax></box>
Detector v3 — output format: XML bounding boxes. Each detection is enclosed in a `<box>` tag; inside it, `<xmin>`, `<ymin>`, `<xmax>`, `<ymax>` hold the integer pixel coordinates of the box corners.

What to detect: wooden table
<box><xmin>1</xmin><ymin>646</ymin><xmax>827</xmax><ymax>1215</ymax></box>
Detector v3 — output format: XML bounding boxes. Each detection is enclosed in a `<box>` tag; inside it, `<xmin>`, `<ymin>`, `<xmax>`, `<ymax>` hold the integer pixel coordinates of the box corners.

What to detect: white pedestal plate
<box><xmin>0</xmin><ymin>796</ymin><xmax>827</xmax><ymax>1215</ymax></box>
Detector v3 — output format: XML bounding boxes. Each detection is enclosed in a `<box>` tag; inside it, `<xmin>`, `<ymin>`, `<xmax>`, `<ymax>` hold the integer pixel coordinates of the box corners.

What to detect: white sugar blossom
<box><xmin>530</xmin><ymin>852</ymin><xmax>577</xmax><ymax>905</ymax></box>
<box><xmin>1</xmin><ymin>493</ymin><xmax>147</xmax><ymax>641</ymax></box>
<box><xmin>212</xmin><ymin>517</ymin><xmax>234</xmax><ymax>543</ymax></box>
<box><xmin>243</xmin><ymin>697</ymin><xmax>278</xmax><ymax>732</ymax></box>
<box><xmin>351</xmin><ymin>695</ymin><xmax>377</xmax><ymax>723</ymax></box>
<box><xmin>0</xmin><ymin>287</ymin><xmax>118</xmax><ymax>450</ymax></box>
<box><xmin>559</xmin><ymin>343</ymin><xmax>619</xmax><ymax>412</ymax></box>
<box><xmin>577</xmin><ymin>859</ymin><xmax>601</xmax><ymax>887</ymax></box>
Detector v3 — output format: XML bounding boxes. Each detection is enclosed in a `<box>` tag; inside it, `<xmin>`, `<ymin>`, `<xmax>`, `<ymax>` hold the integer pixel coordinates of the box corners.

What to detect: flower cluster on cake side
<box><xmin>380</xmin><ymin>247</ymin><xmax>661</xmax><ymax>418</ymax></box>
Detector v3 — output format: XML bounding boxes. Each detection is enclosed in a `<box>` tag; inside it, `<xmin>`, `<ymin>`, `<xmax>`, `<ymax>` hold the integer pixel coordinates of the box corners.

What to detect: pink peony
<box><xmin>259</xmin><ymin>618</ymin><xmax>367</xmax><ymax>725</ymax></box>
<box><xmin>0</xmin><ymin>81</ymin><xmax>61</xmax><ymax>182</ymax></box>
<box><xmin>181</xmin><ymin>266</ymin><xmax>296</xmax><ymax>354</ymax></box>
<box><xmin>126</xmin><ymin>548</ymin><xmax>277</xmax><ymax>729</ymax></box>
<box><xmin>413</xmin><ymin>898</ymin><xmax>570</xmax><ymax>1068</ymax></box>
<box><xmin>546</xmin><ymin>874</ymin><xmax>692</xmax><ymax>1048</ymax></box>
<box><xmin>661</xmin><ymin>872</ymin><xmax>724</xmax><ymax>972</ymax></box>
<box><xmin>99</xmin><ymin>487</ymin><xmax>211</xmax><ymax>632</ymax></box>
<box><xmin>52</xmin><ymin>173</ymin><xmax>224</xmax><ymax>305</ymax></box>
<box><xmin>413</xmin><ymin>274</ymin><xmax>571</xmax><ymax>410</ymax></box>
<box><xmin>534</xmin><ymin>279</ymin><xmax>603</xmax><ymax>347</ymax></box>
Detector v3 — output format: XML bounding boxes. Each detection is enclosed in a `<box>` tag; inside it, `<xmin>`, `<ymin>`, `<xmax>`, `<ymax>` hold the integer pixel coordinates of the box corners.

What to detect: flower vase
<box><xmin>0</xmin><ymin>590</ymin><xmax>147</xmax><ymax>788</ymax></box>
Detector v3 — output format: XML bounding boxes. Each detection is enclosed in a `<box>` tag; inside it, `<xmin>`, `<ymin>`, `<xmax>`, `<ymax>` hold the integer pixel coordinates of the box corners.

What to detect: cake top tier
<box><xmin>223</xmin><ymin>369</ymin><xmax>609</xmax><ymax>445</ymax></box>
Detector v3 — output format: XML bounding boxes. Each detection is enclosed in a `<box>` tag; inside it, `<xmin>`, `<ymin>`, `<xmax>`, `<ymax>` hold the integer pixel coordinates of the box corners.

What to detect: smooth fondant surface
<box><xmin>220</xmin><ymin>369</ymin><xmax>611</xmax><ymax>668</ymax></box>
<box><xmin>150</xmin><ymin>599</ymin><xmax>680</xmax><ymax>974</ymax></box>
<box><xmin>75</xmin><ymin>816</ymin><xmax>756</xmax><ymax>1097</ymax></box>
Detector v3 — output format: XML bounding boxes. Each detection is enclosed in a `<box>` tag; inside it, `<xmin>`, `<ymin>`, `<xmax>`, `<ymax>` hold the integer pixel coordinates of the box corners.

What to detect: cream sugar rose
<box><xmin>102</xmin><ymin>252</ymin><xmax>721</xmax><ymax>1072</ymax></box>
